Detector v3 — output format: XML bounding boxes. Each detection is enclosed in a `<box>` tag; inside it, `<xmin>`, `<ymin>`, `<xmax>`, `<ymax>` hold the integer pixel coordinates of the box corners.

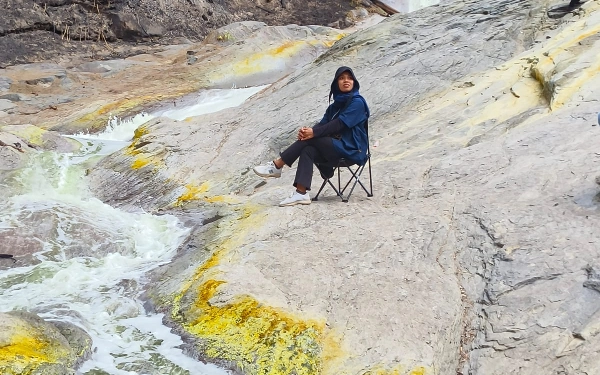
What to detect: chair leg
<box><xmin>367</xmin><ymin>157</ymin><xmax>373</xmax><ymax>197</ymax></box>
<box><xmin>339</xmin><ymin>159</ymin><xmax>373</xmax><ymax>202</ymax></box>
<box><xmin>314</xmin><ymin>158</ymin><xmax>374</xmax><ymax>203</ymax></box>
<box><xmin>312</xmin><ymin>167</ymin><xmax>344</xmax><ymax>201</ymax></box>
<box><xmin>312</xmin><ymin>179</ymin><xmax>328</xmax><ymax>201</ymax></box>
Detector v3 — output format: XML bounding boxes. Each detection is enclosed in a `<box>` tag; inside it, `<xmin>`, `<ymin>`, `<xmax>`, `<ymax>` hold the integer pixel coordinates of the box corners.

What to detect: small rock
<box><xmin>0</xmin><ymin>93</ymin><xmax>29</xmax><ymax>102</ymax></box>
<box><xmin>583</xmin><ymin>265</ymin><xmax>600</xmax><ymax>293</ymax></box>
<box><xmin>0</xmin><ymin>99</ymin><xmax>16</xmax><ymax>111</ymax></box>
<box><xmin>187</xmin><ymin>56</ymin><xmax>198</xmax><ymax>65</ymax></box>
<box><xmin>25</xmin><ymin>76</ymin><xmax>55</xmax><ymax>86</ymax></box>
<box><xmin>0</xmin><ymin>77</ymin><xmax>12</xmax><ymax>92</ymax></box>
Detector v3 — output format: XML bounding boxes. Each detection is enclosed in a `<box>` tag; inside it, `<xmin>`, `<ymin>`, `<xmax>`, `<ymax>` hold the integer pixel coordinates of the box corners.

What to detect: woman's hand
<box><xmin>297</xmin><ymin>127</ymin><xmax>314</xmax><ymax>141</ymax></box>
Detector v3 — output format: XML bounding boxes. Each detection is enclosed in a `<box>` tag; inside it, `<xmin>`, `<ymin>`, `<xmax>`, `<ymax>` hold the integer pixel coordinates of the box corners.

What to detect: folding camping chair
<box><xmin>312</xmin><ymin>121</ymin><xmax>373</xmax><ymax>203</ymax></box>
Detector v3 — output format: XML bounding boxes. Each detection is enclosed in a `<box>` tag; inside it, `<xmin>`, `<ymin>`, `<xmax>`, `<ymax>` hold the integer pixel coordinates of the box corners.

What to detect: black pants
<box><xmin>280</xmin><ymin>137</ymin><xmax>341</xmax><ymax>190</ymax></box>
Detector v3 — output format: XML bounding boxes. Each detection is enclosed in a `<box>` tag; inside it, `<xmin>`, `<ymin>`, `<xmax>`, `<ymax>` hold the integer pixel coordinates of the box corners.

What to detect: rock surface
<box><xmin>0</xmin><ymin>0</ymin><xmax>381</xmax><ymax>67</ymax></box>
<box><xmin>1</xmin><ymin>0</ymin><xmax>600</xmax><ymax>374</ymax></box>
<box><xmin>0</xmin><ymin>311</ymin><xmax>92</xmax><ymax>375</ymax></box>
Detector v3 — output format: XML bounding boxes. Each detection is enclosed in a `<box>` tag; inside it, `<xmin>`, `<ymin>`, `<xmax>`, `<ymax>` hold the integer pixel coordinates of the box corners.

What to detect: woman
<box><xmin>253</xmin><ymin>66</ymin><xmax>370</xmax><ymax>206</ymax></box>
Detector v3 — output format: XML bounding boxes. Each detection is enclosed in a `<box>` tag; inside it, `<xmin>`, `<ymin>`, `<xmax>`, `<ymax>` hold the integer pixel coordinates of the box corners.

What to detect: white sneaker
<box><xmin>253</xmin><ymin>161</ymin><xmax>282</xmax><ymax>178</ymax></box>
<box><xmin>279</xmin><ymin>191</ymin><xmax>311</xmax><ymax>206</ymax></box>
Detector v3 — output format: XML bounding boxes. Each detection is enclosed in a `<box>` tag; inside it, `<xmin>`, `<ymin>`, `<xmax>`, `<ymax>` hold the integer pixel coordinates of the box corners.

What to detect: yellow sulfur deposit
<box><xmin>171</xmin><ymin>207</ymin><xmax>344</xmax><ymax>375</ymax></box>
<box><xmin>0</xmin><ymin>328</ymin><xmax>71</xmax><ymax>375</ymax></box>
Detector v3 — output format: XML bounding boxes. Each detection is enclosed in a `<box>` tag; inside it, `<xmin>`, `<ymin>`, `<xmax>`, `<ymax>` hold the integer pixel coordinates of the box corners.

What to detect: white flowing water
<box><xmin>0</xmin><ymin>86</ymin><xmax>266</xmax><ymax>375</ymax></box>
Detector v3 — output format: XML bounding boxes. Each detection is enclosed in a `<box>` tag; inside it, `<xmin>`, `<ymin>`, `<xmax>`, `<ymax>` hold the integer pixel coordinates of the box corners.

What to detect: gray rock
<box><xmin>0</xmin><ymin>99</ymin><xmax>16</xmax><ymax>111</ymax></box>
<box><xmin>109</xmin><ymin>11</ymin><xmax>165</xmax><ymax>41</ymax></box>
<box><xmin>51</xmin><ymin>321</ymin><xmax>93</xmax><ymax>367</ymax></box>
<box><xmin>0</xmin><ymin>77</ymin><xmax>12</xmax><ymax>91</ymax></box>
<box><xmin>0</xmin><ymin>93</ymin><xmax>27</xmax><ymax>102</ymax></box>
<box><xmin>75</xmin><ymin>60</ymin><xmax>139</xmax><ymax>76</ymax></box>
<box><xmin>0</xmin><ymin>311</ymin><xmax>91</xmax><ymax>375</ymax></box>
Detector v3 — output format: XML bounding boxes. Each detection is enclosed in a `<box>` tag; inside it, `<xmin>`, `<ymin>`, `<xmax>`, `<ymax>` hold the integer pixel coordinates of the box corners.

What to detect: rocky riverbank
<box><xmin>1</xmin><ymin>0</ymin><xmax>600</xmax><ymax>374</ymax></box>
<box><xmin>0</xmin><ymin>0</ymin><xmax>384</xmax><ymax>67</ymax></box>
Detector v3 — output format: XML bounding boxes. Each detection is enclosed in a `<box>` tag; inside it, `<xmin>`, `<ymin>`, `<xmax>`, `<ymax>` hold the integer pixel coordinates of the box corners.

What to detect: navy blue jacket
<box><xmin>316</xmin><ymin>66</ymin><xmax>370</xmax><ymax>165</ymax></box>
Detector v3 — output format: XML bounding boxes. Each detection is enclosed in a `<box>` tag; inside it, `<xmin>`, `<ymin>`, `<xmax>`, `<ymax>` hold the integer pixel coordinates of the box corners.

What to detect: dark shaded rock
<box><xmin>51</xmin><ymin>321</ymin><xmax>93</xmax><ymax>367</ymax></box>
<box><xmin>583</xmin><ymin>265</ymin><xmax>600</xmax><ymax>293</ymax></box>
<box><xmin>0</xmin><ymin>93</ymin><xmax>26</xmax><ymax>101</ymax></box>
<box><xmin>109</xmin><ymin>11</ymin><xmax>164</xmax><ymax>40</ymax></box>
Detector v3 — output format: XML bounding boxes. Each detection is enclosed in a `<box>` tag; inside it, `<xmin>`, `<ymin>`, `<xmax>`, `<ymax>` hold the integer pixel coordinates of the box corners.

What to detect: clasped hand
<box><xmin>297</xmin><ymin>127</ymin><xmax>314</xmax><ymax>141</ymax></box>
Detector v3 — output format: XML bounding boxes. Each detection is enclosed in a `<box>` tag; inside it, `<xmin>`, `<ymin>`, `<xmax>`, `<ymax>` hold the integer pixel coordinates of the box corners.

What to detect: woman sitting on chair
<box><xmin>253</xmin><ymin>66</ymin><xmax>370</xmax><ymax>206</ymax></box>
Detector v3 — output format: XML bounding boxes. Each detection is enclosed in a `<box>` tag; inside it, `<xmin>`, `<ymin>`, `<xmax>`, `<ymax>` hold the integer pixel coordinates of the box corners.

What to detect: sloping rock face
<box><xmin>0</xmin><ymin>0</ymin><xmax>370</xmax><ymax>67</ymax></box>
<box><xmin>2</xmin><ymin>0</ymin><xmax>599</xmax><ymax>375</ymax></box>
<box><xmin>83</xmin><ymin>0</ymin><xmax>600</xmax><ymax>373</ymax></box>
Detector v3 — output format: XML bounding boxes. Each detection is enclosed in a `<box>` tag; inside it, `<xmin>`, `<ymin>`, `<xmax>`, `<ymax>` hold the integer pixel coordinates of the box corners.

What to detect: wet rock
<box><xmin>0</xmin><ymin>311</ymin><xmax>91</xmax><ymax>375</ymax></box>
<box><xmin>2</xmin><ymin>0</ymin><xmax>599</xmax><ymax>374</ymax></box>
<box><xmin>51</xmin><ymin>321</ymin><xmax>93</xmax><ymax>368</ymax></box>
<box><xmin>0</xmin><ymin>125</ymin><xmax>80</xmax><ymax>152</ymax></box>
<box><xmin>0</xmin><ymin>132</ymin><xmax>29</xmax><ymax>177</ymax></box>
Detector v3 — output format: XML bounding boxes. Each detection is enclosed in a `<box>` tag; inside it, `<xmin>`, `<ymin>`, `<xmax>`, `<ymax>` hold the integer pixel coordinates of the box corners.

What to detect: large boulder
<box><xmin>0</xmin><ymin>311</ymin><xmax>92</xmax><ymax>375</ymax></box>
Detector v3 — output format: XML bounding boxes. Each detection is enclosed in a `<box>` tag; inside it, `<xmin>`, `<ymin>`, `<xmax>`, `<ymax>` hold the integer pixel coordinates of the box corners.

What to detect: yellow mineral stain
<box><xmin>542</xmin><ymin>21</ymin><xmax>600</xmax><ymax>54</ymax></box>
<box><xmin>4</xmin><ymin>126</ymin><xmax>45</xmax><ymax>146</ymax></box>
<box><xmin>172</xmin><ymin>206</ymin><xmax>344</xmax><ymax>375</ymax></box>
<box><xmin>74</xmin><ymin>98</ymin><xmax>140</xmax><ymax>125</ymax></box>
<box><xmin>72</xmin><ymin>93</ymin><xmax>177</xmax><ymax>130</ymax></box>
<box><xmin>361</xmin><ymin>365</ymin><xmax>401</xmax><ymax>375</ymax></box>
<box><xmin>176</xmin><ymin>182</ymin><xmax>210</xmax><ymax>204</ymax></box>
<box><xmin>376</xmin><ymin>52</ymin><xmax>550</xmax><ymax>163</ymax></box>
<box><xmin>171</xmin><ymin>206</ymin><xmax>260</xmax><ymax>316</ymax></box>
<box><xmin>124</xmin><ymin>125</ymin><xmax>150</xmax><ymax>156</ymax></box>
<box><xmin>409</xmin><ymin>367</ymin><xmax>427</xmax><ymax>375</ymax></box>
<box><xmin>527</xmin><ymin>12</ymin><xmax>600</xmax><ymax>108</ymax></box>
<box><xmin>0</xmin><ymin>326</ymin><xmax>70</xmax><ymax>372</ymax></box>
<box><xmin>173</xmin><ymin>184</ymin><xmax>241</xmax><ymax>206</ymax></box>
<box><xmin>230</xmin><ymin>41</ymin><xmax>306</xmax><ymax>76</ymax></box>
<box><xmin>204</xmin><ymin>195</ymin><xmax>239</xmax><ymax>204</ymax></box>
<box><xmin>0</xmin><ymin>334</ymin><xmax>50</xmax><ymax>363</ymax></box>
<box><xmin>133</xmin><ymin>125</ymin><xmax>150</xmax><ymax>141</ymax></box>
<box><xmin>552</xmin><ymin>61</ymin><xmax>600</xmax><ymax>108</ymax></box>
<box><xmin>185</xmin><ymin>281</ymin><xmax>330</xmax><ymax>375</ymax></box>
<box><xmin>131</xmin><ymin>155</ymin><xmax>151</xmax><ymax>169</ymax></box>
<box><xmin>123</xmin><ymin>125</ymin><xmax>165</xmax><ymax>169</ymax></box>
<box><xmin>309</xmin><ymin>37</ymin><xmax>344</xmax><ymax>48</ymax></box>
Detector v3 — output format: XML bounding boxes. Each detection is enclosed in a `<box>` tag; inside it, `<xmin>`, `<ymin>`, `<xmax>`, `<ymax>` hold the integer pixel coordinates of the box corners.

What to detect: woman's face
<box><xmin>337</xmin><ymin>71</ymin><xmax>354</xmax><ymax>93</ymax></box>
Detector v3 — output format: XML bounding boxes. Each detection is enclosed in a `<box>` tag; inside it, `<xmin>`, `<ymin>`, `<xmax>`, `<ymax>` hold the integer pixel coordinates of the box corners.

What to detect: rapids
<box><xmin>0</xmin><ymin>86</ymin><xmax>266</xmax><ymax>374</ymax></box>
